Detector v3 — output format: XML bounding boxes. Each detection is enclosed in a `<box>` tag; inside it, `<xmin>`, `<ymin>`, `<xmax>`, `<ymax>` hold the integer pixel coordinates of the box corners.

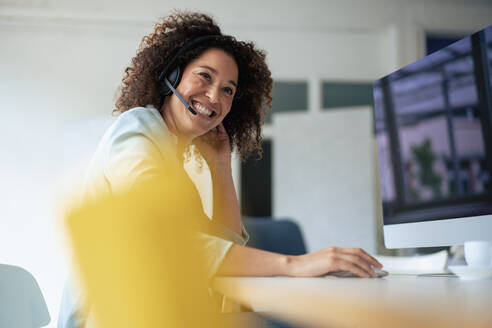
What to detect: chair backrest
<box><xmin>243</xmin><ymin>217</ymin><xmax>307</xmax><ymax>255</ymax></box>
<box><xmin>0</xmin><ymin>264</ymin><xmax>50</xmax><ymax>328</ymax></box>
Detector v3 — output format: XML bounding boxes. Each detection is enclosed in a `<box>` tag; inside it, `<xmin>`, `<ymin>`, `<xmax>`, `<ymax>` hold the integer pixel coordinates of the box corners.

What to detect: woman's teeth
<box><xmin>193</xmin><ymin>102</ymin><xmax>214</xmax><ymax>117</ymax></box>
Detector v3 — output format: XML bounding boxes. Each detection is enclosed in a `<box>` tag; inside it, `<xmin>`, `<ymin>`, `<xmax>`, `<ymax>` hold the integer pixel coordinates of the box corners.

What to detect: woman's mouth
<box><xmin>191</xmin><ymin>100</ymin><xmax>217</xmax><ymax>118</ymax></box>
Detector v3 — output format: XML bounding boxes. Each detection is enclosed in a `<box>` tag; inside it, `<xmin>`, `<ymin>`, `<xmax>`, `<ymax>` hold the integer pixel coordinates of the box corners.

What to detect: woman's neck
<box><xmin>159</xmin><ymin>102</ymin><xmax>193</xmax><ymax>160</ymax></box>
<box><xmin>160</xmin><ymin>101</ymin><xmax>193</xmax><ymax>146</ymax></box>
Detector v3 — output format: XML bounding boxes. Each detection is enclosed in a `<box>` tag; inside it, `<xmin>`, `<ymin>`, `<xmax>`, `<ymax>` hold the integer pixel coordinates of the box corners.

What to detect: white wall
<box><xmin>0</xmin><ymin>15</ymin><xmax>151</xmax><ymax>327</ymax></box>
<box><xmin>1</xmin><ymin>0</ymin><xmax>492</xmax><ymax>326</ymax></box>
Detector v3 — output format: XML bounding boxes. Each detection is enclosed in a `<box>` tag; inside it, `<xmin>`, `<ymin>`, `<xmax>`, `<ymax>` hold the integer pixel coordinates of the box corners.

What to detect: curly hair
<box><xmin>114</xmin><ymin>11</ymin><xmax>273</xmax><ymax>160</ymax></box>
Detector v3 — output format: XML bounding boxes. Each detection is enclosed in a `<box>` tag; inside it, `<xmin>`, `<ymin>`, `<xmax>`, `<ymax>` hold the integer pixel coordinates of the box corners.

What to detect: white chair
<box><xmin>0</xmin><ymin>264</ymin><xmax>50</xmax><ymax>328</ymax></box>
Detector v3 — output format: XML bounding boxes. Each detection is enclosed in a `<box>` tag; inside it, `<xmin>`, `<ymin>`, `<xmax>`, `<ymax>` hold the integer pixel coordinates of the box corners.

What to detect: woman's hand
<box><xmin>287</xmin><ymin>247</ymin><xmax>382</xmax><ymax>278</ymax></box>
<box><xmin>194</xmin><ymin>123</ymin><xmax>231</xmax><ymax>170</ymax></box>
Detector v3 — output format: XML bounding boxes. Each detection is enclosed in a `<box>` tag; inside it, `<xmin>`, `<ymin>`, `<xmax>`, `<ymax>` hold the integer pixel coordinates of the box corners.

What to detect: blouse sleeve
<box><xmin>209</xmin><ymin>219</ymin><xmax>250</xmax><ymax>245</ymax></box>
<box><xmin>105</xmin><ymin>132</ymin><xmax>169</xmax><ymax>193</ymax></box>
<box><xmin>198</xmin><ymin>222</ymin><xmax>249</xmax><ymax>280</ymax></box>
<box><xmin>197</xmin><ymin>233</ymin><xmax>234</xmax><ymax>280</ymax></box>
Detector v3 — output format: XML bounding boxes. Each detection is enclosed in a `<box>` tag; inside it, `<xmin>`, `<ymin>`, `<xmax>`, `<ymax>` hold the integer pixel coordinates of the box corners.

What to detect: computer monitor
<box><xmin>374</xmin><ymin>25</ymin><xmax>492</xmax><ymax>248</ymax></box>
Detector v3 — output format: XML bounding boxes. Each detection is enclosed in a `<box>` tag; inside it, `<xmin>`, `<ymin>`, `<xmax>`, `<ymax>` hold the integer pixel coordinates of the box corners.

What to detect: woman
<box><xmin>60</xmin><ymin>11</ymin><xmax>382</xmax><ymax>328</ymax></box>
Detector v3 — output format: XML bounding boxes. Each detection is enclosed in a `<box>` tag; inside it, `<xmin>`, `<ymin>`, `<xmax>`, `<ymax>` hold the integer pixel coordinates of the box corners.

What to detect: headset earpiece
<box><xmin>160</xmin><ymin>66</ymin><xmax>181</xmax><ymax>96</ymax></box>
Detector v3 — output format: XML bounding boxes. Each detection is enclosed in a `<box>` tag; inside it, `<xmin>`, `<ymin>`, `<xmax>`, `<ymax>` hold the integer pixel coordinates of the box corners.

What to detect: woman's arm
<box><xmin>195</xmin><ymin>124</ymin><xmax>382</xmax><ymax>278</ymax></box>
<box><xmin>209</xmin><ymin>164</ymin><xmax>242</xmax><ymax>235</ymax></box>
<box><xmin>216</xmin><ymin>245</ymin><xmax>382</xmax><ymax>278</ymax></box>
<box><xmin>195</xmin><ymin>123</ymin><xmax>243</xmax><ymax>236</ymax></box>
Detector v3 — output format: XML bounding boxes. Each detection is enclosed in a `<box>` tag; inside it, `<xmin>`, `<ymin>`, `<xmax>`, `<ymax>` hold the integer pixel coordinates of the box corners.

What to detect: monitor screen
<box><xmin>374</xmin><ymin>26</ymin><xmax>492</xmax><ymax>234</ymax></box>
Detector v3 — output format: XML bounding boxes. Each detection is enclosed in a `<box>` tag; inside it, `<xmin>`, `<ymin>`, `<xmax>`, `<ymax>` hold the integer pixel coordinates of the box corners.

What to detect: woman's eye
<box><xmin>223</xmin><ymin>87</ymin><xmax>234</xmax><ymax>96</ymax></box>
<box><xmin>198</xmin><ymin>72</ymin><xmax>211</xmax><ymax>80</ymax></box>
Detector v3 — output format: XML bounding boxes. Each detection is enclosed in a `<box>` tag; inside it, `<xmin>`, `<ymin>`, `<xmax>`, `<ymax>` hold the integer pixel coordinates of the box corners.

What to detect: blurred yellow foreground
<box><xmin>65</xmin><ymin>168</ymin><xmax>233</xmax><ymax>328</ymax></box>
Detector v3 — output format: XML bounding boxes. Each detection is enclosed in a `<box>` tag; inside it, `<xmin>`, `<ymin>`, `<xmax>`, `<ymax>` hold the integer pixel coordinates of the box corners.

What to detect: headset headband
<box><xmin>157</xmin><ymin>35</ymin><xmax>220</xmax><ymax>82</ymax></box>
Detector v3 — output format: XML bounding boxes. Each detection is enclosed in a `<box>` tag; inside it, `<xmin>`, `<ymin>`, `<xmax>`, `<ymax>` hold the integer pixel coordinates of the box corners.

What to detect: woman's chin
<box><xmin>190</xmin><ymin>122</ymin><xmax>215</xmax><ymax>136</ymax></box>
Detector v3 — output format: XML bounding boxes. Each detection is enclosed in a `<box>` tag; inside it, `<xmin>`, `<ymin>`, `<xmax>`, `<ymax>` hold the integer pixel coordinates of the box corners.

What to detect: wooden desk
<box><xmin>213</xmin><ymin>275</ymin><xmax>492</xmax><ymax>328</ymax></box>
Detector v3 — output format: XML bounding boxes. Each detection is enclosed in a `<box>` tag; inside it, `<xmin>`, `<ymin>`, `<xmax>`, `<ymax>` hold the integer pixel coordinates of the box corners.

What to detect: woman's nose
<box><xmin>205</xmin><ymin>85</ymin><xmax>220</xmax><ymax>103</ymax></box>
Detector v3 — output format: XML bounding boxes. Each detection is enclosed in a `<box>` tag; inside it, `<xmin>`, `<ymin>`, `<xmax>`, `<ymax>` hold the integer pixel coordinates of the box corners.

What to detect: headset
<box><xmin>157</xmin><ymin>35</ymin><xmax>220</xmax><ymax>115</ymax></box>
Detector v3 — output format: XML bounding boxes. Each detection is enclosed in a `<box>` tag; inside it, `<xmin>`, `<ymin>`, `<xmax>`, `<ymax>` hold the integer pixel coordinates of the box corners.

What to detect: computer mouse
<box><xmin>325</xmin><ymin>268</ymin><xmax>389</xmax><ymax>278</ymax></box>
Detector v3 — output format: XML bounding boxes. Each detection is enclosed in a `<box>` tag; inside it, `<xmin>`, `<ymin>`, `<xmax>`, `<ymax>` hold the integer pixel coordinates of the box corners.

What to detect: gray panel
<box><xmin>267</xmin><ymin>81</ymin><xmax>308</xmax><ymax>123</ymax></box>
<box><xmin>322</xmin><ymin>82</ymin><xmax>373</xmax><ymax>109</ymax></box>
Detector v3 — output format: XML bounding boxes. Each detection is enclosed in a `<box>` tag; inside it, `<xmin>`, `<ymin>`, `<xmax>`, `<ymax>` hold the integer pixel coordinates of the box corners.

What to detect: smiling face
<box><xmin>161</xmin><ymin>48</ymin><xmax>238</xmax><ymax>143</ymax></box>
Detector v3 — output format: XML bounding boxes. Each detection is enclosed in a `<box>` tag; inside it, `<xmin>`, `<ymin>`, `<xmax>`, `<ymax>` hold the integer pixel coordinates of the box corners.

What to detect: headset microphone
<box><xmin>164</xmin><ymin>77</ymin><xmax>197</xmax><ymax>115</ymax></box>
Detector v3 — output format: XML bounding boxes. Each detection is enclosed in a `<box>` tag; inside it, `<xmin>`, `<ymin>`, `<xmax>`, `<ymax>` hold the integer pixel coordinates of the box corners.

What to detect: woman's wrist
<box><xmin>208</xmin><ymin>158</ymin><xmax>232</xmax><ymax>176</ymax></box>
<box><xmin>283</xmin><ymin>255</ymin><xmax>297</xmax><ymax>276</ymax></box>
